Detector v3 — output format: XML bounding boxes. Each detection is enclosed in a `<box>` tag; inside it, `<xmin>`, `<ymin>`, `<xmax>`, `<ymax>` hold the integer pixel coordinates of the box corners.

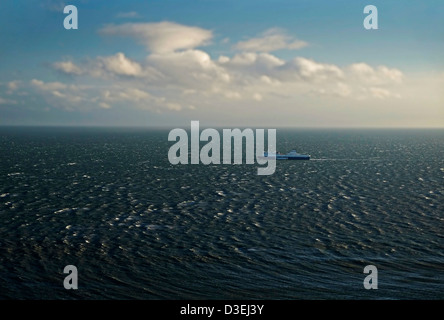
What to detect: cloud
<box><xmin>146</xmin><ymin>49</ymin><xmax>230</xmax><ymax>88</ymax></box>
<box><xmin>166</xmin><ymin>102</ymin><xmax>182</xmax><ymax>111</ymax></box>
<box><xmin>96</xmin><ymin>52</ymin><xmax>143</xmax><ymax>77</ymax></box>
<box><xmin>252</xmin><ymin>93</ymin><xmax>263</xmax><ymax>101</ymax></box>
<box><xmin>368</xmin><ymin>87</ymin><xmax>401</xmax><ymax>99</ymax></box>
<box><xmin>99</xmin><ymin>86</ymin><xmax>184</xmax><ymax>112</ymax></box>
<box><xmin>31</xmin><ymin>79</ymin><xmax>67</xmax><ymax>91</ymax></box>
<box><xmin>53</xmin><ymin>54</ymin><xmax>164</xmax><ymax>81</ymax></box>
<box><xmin>348</xmin><ymin>63</ymin><xmax>403</xmax><ymax>84</ymax></box>
<box><xmin>53</xmin><ymin>61</ymin><xmax>83</xmax><ymax>75</ymax></box>
<box><xmin>309</xmin><ymin>82</ymin><xmax>353</xmax><ymax>98</ymax></box>
<box><xmin>227</xmin><ymin>52</ymin><xmax>285</xmax><ymax>67</ymax></box>
<box><xmin>219</xmin><ymin>54</ymin><xmax>344</xmax><ymax>85</ymax></box>
<box><xmin>99</xmin><ymin>21</ymin><xmax>213</xmax><ymax>53</ymax></box>
<box><xmin>30</xmin><ymin>79</ymin><xmax>88</xmax><ymax>109</ymax></box>
<box><xmin>37</xmin><ymin>21</ymin><xmax>407</xmax><ymax>119</ymax></box>
<box><xmin>7</xmin><ymin>81</ymin><xmax>21</xmax><ymax>91</ymax></box>
<box><xmin>102</xmin><ymin>87</ymin><xmax>151</xmax><ymax>102</ymax></box>
<box><xmin>288</xmin><ymin>57</ymin><xmax>344</xmax><ymax>81</ymax></box>
<box><xmin>4</xmin><ymin>80</ymin><xmax>22</xmax><ymax>95</ymax></box>
<box><xmin>218</xmin><ymin>52</ymin><xmax>285</xmax><ymax>83</ymax></box>
<box><xmin>99</xmin><ymin>102</ymin><xmax>111</xmax><ymax>109</ymax></box>
<box><xmin>234</xmin><ymin>28</ymin><xmax>308</xmax><ymax>52</ymax></box>
<box><xmin>48</xmin><ymin>52</ymin><xmax>404</xmax><ymax>115</ymax></box>
<box><xmin>0</xmin><ymin>96</ymin><xmax>17</xmax><ymax>105</ymax></box>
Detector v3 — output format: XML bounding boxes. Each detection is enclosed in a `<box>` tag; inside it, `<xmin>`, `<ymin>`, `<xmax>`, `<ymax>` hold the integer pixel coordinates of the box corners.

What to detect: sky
<box><xmin>0</xmin><ymin>0</ymin><xmax>443</xmax><ymax>127</ymax></box>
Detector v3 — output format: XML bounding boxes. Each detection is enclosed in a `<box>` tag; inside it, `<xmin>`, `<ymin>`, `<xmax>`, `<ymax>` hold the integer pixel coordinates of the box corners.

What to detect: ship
<box><xmin>263</xmin><ymin>150</ymin><xmax>310</xmax><ymax>160</ymax></box>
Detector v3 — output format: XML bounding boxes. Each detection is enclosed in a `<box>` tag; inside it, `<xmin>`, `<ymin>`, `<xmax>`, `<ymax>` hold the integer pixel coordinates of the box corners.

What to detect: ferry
<box><xmin>263</xmin><ymin>150</ymin><xmax>310</xmax><ymax>160</ymax></box>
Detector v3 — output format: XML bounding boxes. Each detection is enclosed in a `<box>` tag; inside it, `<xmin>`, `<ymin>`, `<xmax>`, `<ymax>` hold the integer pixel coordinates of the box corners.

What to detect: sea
<box><xmin>0</xmin><ymin>127</ymin><xmax>443</xmax><ymax>300</ymax></box>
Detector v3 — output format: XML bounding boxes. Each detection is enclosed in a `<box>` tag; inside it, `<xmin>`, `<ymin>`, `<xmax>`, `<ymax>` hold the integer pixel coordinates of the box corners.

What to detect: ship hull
<box><xmin>263</xmin><ymin>150</ymin><xmax>310</xmax><ymax>160</ymax></box>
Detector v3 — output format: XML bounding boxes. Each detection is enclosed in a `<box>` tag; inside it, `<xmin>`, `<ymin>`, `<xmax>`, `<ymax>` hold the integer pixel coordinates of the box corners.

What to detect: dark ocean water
<box><xmin>0</xmin><ymin>127</ymin><xmax>443</xmax><ymax>299</ymax></box>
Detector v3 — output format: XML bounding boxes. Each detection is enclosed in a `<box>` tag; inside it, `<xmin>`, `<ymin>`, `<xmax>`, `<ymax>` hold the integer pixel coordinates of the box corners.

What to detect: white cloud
<box><xmin>0</xmin><ymin>96</ymin><xmax>17</xmax><ymax>105</ymax></box>
<box><xmin>51</xmin><ymin>90</ymin><xmax>65</xmax><ymax>98</ymax></box>
<box><xmin>368</xmin><ymin>87</ymin><xmax>401</xmax><ymax>99</ymax></box>
<box><xmin>220</xmin><ymin>52</ymin><xmax>285</xmax><ymax>83</ymax></box>
<box><xmin>92</xmin><ymin>22</ymin><xmax>403</xmax><ymax>105</ymax></box>
<box><xmin>53</xmin><ymin>61</ymin><xmax>83</xmax><ymax>75</ymax></box>
<box><xmin>31</xmin><ymin>79</ymin><xmax>67</xmax><ymax>91</ymax></box>
<box><xmin>166</xmin><ymin>102</ymin><xmax>182</xmax><ymax>111</ymax></box>
<box><xmin>218</xmin><ymin>55</ymin><xmax>230</xmax><ymax>64</ymax></box>
<box><xmin>260</xmin><ymin>75</ymin><xmax>280</xmax><ymax>86</ymax></box>
<box><xmin>103</xmin><ymin>87</ymin><xmax>151</xmax><ymax>102</ymax></box>
<box><xmin>99</xmin><ymin>86</ymin><xmax>183</xmax><ymax>112</ymax></box>
<box><xmin>47</xmin><ymin>52</ymin><xmax>405</xmax><ymax>115</ymax></box>
<box><xmin>252</xmin><ymin>93</ymin><xmax>263</xmax><ymax>101</ymax></box>
<box><xmin>36</xmin><ymin>22</ymin><xmax>410</xmax><ymax>120</ymax></box>
<box><xmin>53</xmin><ymin>54</ymin><xmax>163</xmax><ymax>81</ymax></box>
<box><xmin>30</xmin><ymin>79</ymin><xmax>90</xmax><ymax>109</ymax></box>
<box><xmin>235</xmin><ymin>28</ymin><xmax>308</xmax><ymax>52</ymax></box>
<box><xmin>7</xmin><ymin>80</ymin><xmax>21</xmax><ymax>92</ymax></box>
<box><xmin>377</xmin><ymin>66</ymin><xmax>403</xmax><ymax>83</ymax></box>
<box><xmin>99</xmin><ymin>102</ymin><xmax>111</xmax><ymax>109</ymax></box>
<box><xmin>290</xmin><ymin>57</ymin><xmax>344</xmax><ymax>81</ymax></box>
<box><xmin>99</xmin><ymin>22</ymin><xmax>213</xmax><ymax>53</ymax></box>
<box><xmin>228</xmin><ymin>52</ymin><xmax>285</xmax><ymax>67</ymax></box>
<box><xmin>96</xmin><ymin>52</ymin><xmax>143</xmax><ymax>77</ymax></box>
<box><xmin>146</xmin><ymin>49</ymin><xmax>230</xmax><ymax>88</ymax></box>
<box><xmin>309</xmin><ymin>82</ymin><xmax>352</xmax><ymax>98</ymax></box>
<box><xmin>223</xmin><ymin>90</ymin><xmax>242</xmax><ymax>99</ymax></box>
<box><xmin>348</xmin><ymin>63</ymin><xmax>403</xmax><ymax>84</ymax></box>
<box><xmin>335</xmin><ymin>83</ymin><xmax>352</xmax><ymax>97</ymax></box>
